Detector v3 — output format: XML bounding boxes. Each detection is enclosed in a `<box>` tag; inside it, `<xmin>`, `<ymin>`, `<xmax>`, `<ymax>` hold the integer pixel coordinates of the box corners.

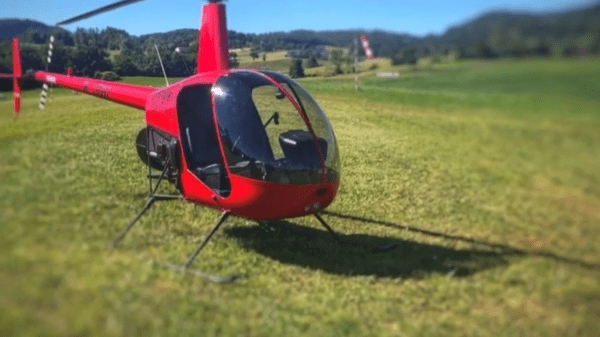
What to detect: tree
<box><xmin>591</xmin><ymin>28</ymin><xmax>600</xmax><ymax>54</ymax></box>
<box><xmin>422</xmin><ymin>46</ymin><xmax>431</xmax><ymax>57</ymax></box>
<box><xmin>113</xmin><ymin>52</ymin><xmax>139</xmax><ymax>76</ymax></box>
<box><xmin>562</xmin><ymin>45</ymin><xmax>578</xmax><ymax>57</ymax></box>
<box><xmin>343</xmin><ymin>49</ymin><xmax>354</xmax><ymax>73</ymax></box>
<box><xmin>306</xmin><ymin>55</ymin><xmax>319</xmax><ymax>68</ymax></box>
<box><xmin>476</xmin><ymin>43</ymin><xmax>498</xmax><ymax>59</ymax></box>
<box><xmin>0</xmin><ymin>43</ymin><xmax>11</xmax><ymax>91</ymax></box>
<box><xmin>262</xmin><ymin>53</ymin><xmax>267</xmax><ymax>62</ymax></box>
<box><xmin>229</xmin><ymin>52</ymin><xmax>239</xmax><ymax>68</ymax></box>
<box><xmin>20</xmin><ymin>45</ymin><xmax>45</xmax><ymax>72</ymax></box>
<box><xmin>71</xmin><ymin>45</ymin><xmax>111</xmax><ymax>77</ymax></box>
<box><xmin>289</xmin><ymin>59</ymin><xmax>304</xmax><ymax>78</ymax></box>
<box><xmin>392</xmin><ymin>48</ymin><xmax>418</xmax><ymax>65</ymax></box>
<box><xmin>329</xmin><ymin>49</ymin><xmax>344</xmax><ymax>74</ymax></box>
<box><xmin>43</xmin><ymin>40</ymin><xmax>70</xmax><ymax>73</ymax></box>
<box><xmin>534</xmin><ymin>42</ymin><xmax>551</xmax><ymax>56</ymax></box>
<box><xmin>0</xmin><ymin>62</ymin><xmax>9</xmax><ymax>74</ymax></box>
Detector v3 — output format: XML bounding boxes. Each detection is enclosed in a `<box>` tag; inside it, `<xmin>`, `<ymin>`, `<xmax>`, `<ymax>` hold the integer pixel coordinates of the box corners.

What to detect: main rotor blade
<box><xmin>56</xmin><ymin>0</ymin><xmax>147</xmax><ymax>26</ymax></box>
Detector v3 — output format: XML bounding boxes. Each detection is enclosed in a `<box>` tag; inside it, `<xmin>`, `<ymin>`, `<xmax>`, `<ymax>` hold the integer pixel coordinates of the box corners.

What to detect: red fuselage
<box><xmin>146</xmin><ymin>71</ymin><xmax>339</xmax><ymax>220</ymax></box>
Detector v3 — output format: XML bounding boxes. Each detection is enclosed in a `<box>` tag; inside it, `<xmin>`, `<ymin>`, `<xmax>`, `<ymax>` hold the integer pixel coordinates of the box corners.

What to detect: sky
<box><xmin>3</xmin><ymin>0</ymin><xmax>599</xmax><ymax>37</ymax></box>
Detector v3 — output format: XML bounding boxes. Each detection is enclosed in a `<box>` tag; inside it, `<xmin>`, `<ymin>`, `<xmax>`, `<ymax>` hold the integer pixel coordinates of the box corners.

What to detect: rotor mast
<box><xmin>197</xmin><ymin>0</ymin><xmax>230</xmax><ymax>73</ymax></box>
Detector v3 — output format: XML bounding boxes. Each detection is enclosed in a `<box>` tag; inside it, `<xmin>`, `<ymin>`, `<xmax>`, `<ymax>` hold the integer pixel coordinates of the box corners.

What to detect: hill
<box><xmin>422</xmin><ymin>3</ymin><xmax>600</xmax><ymax>57</ymax></box>
<box><xmin>0</xmin><ymin>2</ymin><xmax>599</xmax><ymax>77</ymax></box>
<box><xmin>0</xmin><ymin>19</ymin><xmax>54</xmax><ymax>39</ymax></box>
<box><xmin>1</xmin><ymin>2</ymin><xmax>598</xmax><ymax>55</ymax></box>
<box><xmin>0</xmin><ymin>19</ymin><xmax>72</xmax><ymax>42</ymax></box>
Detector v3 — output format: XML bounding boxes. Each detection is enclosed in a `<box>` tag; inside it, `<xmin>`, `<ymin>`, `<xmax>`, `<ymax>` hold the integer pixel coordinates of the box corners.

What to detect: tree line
<box><xmin>392</xmin><ymin>5</ymin><xmax>600</xmax><ymax>65</ymax></box>
<box><xmin>0</xmin><ymin>3</ymin><xmax>599</xmax><ymax>82</ymax></box>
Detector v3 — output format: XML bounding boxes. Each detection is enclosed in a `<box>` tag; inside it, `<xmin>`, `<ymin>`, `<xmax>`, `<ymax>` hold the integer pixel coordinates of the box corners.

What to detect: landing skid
<box><xmin>110</xmin><ymin>144</ymin><xmax>240</xmax><ymax>283</ymax></box>
<box><xmin>164</xmin><ymin>211</ymin><xmax>241</xmax><ymax>284</ymax></box>
<box><xmin>110</xmin><ymin>144</ymin><xmax>385</xmax><ymax>283</ymax></box>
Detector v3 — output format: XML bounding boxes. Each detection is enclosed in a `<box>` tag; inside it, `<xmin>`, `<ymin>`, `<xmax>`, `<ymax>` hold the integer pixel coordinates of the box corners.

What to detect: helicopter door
<box><xmin>177</xmin><ymin>85</ymin><xmax>230</xmax><ymax>197</ymax></box>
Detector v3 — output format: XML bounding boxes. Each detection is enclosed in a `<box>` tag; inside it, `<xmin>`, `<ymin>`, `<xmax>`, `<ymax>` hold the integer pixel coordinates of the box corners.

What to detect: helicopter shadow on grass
<box><xmin>224</xmin><ymin>220</ymin><xmax>508</xmax><ymax>279</ymax></box>
<box><xmin>321</xmin><ymin>211</ymin><xmax>600</xmax><ymax>271</ymax></box>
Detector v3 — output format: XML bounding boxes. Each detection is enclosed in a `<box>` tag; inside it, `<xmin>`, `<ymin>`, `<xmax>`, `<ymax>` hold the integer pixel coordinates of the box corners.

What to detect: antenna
<box><xmin>155</xmin><ymin>43</ymin><xmax>169</xmax><ymax>86</ymax></box>
<box><xmin>175</xmin><ymin>47</ymin><xmax>193</xmax><ymax>76</ymax></box>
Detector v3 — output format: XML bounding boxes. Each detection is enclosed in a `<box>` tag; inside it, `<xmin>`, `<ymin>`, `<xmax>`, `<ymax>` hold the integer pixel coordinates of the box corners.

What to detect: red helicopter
<box><xmin>5</xmin><ymin>0</ymin><xmax>341</xmax><ymax>282</ymax></box>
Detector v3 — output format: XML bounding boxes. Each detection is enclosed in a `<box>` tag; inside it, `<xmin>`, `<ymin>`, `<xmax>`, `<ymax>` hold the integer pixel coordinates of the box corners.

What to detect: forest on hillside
<box><xmin>0</xmin><ymin>3</ymin><xmax>599</xmax><ymax>82</ymax></box>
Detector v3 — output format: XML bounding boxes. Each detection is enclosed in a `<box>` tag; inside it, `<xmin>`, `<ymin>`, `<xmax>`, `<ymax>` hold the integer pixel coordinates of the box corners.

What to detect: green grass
<box><xmin>239</xmin><ymin>59</ymin><xmax>293</xmax><ymax>73</ymax></box>
<box><xmin>234</xmin><ymin>49</ymin><xmax>288</xmax><ymax>63</ymax></box>
<box><xmin>302</xmin><ymin>58</ymin><xmax>600</xmax><ymax>117</ymax></box>
<box><xmin>120</xmin><ymin>76</ymin><xmax>183</xmax><ymax>87</ymax></box>
<box><xmin>234</xmin><ymin>49</ymin><xmax>293</xmax><ymax>73</ymax></box>
<box><xmin>1</xmin><ymin>58</ymin><xmax>600</xmax><ymax>336</ymax></box>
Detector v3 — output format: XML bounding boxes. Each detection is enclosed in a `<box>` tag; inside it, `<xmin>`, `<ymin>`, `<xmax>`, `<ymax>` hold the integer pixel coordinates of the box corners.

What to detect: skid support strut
<box><xmin>110</xmin><ymin>152</ymin><xmax>181</xmax><ymax>249</ymax></box>
<box><xmin>317</xmin><ymin>212</ymin><xmax>400</xmax><ymax>252</ymax></box>
<box><xmin>314</xmin><ymin>213</ymin><xmax>340</xmax><ymax>241</ymax></box>
<box><xmin>111</xmin><ymin>132</ymin><xmax>239</xmax><ymax>283</ymax></box>
<box><xmin>109</xmin><ymin>194</ymin><xmax>180</xmax><ymax>249</ymax></box>
<box><xmin>165</xmin><ymin>211</ymin><xmax>242</xmax><ymax>283</ymax></box>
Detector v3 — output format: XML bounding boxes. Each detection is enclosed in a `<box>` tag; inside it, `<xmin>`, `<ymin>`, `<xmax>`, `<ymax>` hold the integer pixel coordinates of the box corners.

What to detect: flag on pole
<box><xmin>360</xmin><ymin>35</ymin><xmax>374</xmax><ymax>60</ymax></box>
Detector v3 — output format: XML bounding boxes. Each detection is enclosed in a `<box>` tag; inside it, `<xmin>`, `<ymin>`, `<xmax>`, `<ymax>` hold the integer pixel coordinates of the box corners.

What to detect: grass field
<box><xmin>1</xmin><ymin>58</ymin><xmax>600</xmax><ymax>336</ymax></box>
<box><xmin>233</xmin><ymin>48</ymin><xmax>292</xmax><ymax>73</ymax></box>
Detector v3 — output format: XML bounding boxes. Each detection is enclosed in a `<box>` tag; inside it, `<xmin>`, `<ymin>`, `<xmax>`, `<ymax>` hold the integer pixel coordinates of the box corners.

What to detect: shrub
<box><xmin>289</xmin><ymin>59</ymin><xmax>305</xmax><ymax>78</ymax></box>
<box><xmin>100</xmin><ymin>71</ymin><xmax>121</xmax><ymax>81</ymax></box>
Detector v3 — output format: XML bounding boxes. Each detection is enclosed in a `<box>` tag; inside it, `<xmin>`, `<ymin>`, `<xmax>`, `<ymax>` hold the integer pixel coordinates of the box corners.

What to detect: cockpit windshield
<box><xmin>213</xmin><ymin>70</ymin><xmax>339</xmax><ymax>185</ymax></box>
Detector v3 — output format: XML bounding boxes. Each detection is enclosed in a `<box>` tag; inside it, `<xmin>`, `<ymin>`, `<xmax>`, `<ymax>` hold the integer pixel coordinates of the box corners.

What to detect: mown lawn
<box><xmin>1</xmin><ymin>58</ymin><xmax>599</xmax><ymax>336</ymax></box>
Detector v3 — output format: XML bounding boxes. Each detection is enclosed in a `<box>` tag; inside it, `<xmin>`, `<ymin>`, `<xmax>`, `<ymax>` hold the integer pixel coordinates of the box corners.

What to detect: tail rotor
<box><xmin>39</xmin><ymin>35</ymin><xmax>55</xmax><ymax>110</ymax></box>
<box><xmin>12</xmin><ymin>38</ymin><xmax>22</xmax><ymax>114</ymax></box>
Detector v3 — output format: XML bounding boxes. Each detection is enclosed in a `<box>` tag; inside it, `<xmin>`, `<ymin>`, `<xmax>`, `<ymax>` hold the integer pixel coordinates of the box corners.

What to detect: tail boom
<box><xmin>33</xmin><ymin>71</ymin><xmax>155</xmax><ymax>110</ymax></box>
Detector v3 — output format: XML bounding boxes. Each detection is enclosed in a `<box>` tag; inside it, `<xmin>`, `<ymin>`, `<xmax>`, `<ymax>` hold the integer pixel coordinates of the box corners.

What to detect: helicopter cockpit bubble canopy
<box><xmin>213</xmin><ymin>70</ymin><xmax>340</xmax><ymax>185</ymax></box>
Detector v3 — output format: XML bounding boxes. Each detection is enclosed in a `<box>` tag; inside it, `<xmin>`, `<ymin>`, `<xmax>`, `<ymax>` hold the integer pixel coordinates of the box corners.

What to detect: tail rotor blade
<box><xmin>56</xmin><ymin>0</ymin><xmax>146</xmax><ymax>26</ymax></box>
<box><xmin>12</xmin><ymin>38</ymin><xmax>22</xmax><ymax>114</ymax></box>
<box><xmin>39</xmin><ymin>36</ymin><xmax>55</xmax><ymax>110</ymax></box>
